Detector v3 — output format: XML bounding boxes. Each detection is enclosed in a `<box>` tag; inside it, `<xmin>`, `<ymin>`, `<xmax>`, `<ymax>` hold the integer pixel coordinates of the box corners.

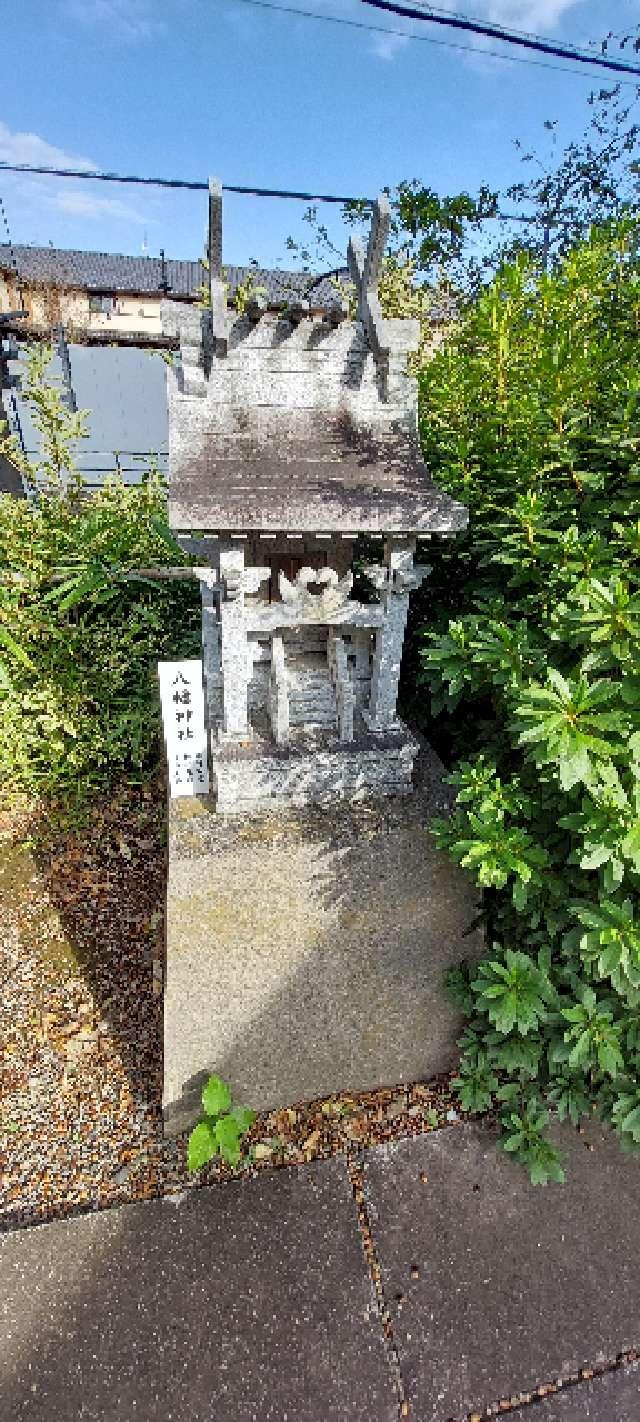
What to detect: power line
<box><xmin>394</xmin><ymin>0</ymin><xmax>578</xmax><ymax>46</ymax></box>
<box><xmin>0</xmin><ymin>162</ymin><xmax>611</xmax><ymax>234</ymax></box>
<box><xmin>229</xmin><ymin>0</ymin><xmax>639</xmax><ymax>84</ymax></box>
<box><xmin>0</xmin><ymin>161</ymin><xmax>572</xmax><ymax>229</ymax></box>
<box><xmin>0</xmin><ymin>163</ymin><xmax>366</xmax><ymax>205</ymax></box>
<box><xmin>361</xmin><ymin>0</ymin><xmax>640</xmax><ymax>77</ymax></box>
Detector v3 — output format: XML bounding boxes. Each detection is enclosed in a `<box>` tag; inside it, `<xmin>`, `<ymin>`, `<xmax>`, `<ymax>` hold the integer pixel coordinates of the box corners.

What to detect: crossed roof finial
<box><xmin>347</xmin><ymin>193</ymin><xmax>391</xmax><ymax>367</ymax></box>
<box><xmin>207</xmin><ymin>180</ymin><xmax>391</xmax><ymax>363</ymax></box>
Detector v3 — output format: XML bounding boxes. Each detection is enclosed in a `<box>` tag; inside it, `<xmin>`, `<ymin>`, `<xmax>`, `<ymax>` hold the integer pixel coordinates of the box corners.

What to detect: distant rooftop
<box><xmin>0</xmin><ymin>243</ymin><xmax>345</xmax><ymax>311</ymax></box>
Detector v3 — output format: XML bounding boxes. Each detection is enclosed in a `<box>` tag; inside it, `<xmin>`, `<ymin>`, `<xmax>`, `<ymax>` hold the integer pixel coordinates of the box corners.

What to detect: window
<box><xmin>89</xmin><ymin>293</ymin><xmax>116</xmax><ymax>315</ymax></box>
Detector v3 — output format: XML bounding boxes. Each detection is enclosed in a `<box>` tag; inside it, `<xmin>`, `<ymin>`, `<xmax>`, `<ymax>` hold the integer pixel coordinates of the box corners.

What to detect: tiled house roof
<box><xmin>0</xmin><ymin>243</ymin><xmax>345</xmax><ymax>311</ymax></box>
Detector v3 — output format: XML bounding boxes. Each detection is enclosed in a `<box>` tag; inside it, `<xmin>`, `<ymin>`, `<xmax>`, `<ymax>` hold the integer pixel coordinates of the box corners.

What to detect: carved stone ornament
<box><xmin>362</xmin><ymin>562</ymin><xmax>432</xmax><ymax>598</ymax></box>
<box><xmin>279</xmin><ymin>566</ymin><xmax>354</xmax><ymax>619</ymax></box>
<box><xmin>194</xmin><ymin>566</ymin><xmax>221</xmax><ymax>592</ymax></box>
<box><xmin>215</xmin><ymin>565</ymin><xmax>271</xmax><ymax>602</ymax></box>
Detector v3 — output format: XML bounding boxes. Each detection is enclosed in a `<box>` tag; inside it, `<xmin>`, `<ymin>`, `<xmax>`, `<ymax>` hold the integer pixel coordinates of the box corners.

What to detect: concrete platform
<box><xmin>0</xmin><ymin>1159</ymin><xmax>396</xmax><ymax>1422</ymax></box>
<box><xmin>163</xmin><ymin>744</ymin><xmax>484</xmax><ymax>1133</ymax></box>
<box><xmin>362</xmin><ymin>1121</ymin><xmax>640</xmax><ymax>1421</ymax></box>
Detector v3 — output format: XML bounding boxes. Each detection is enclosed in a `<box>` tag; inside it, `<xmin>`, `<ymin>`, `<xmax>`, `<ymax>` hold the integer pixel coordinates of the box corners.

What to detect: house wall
<box><xmin>0</xmin><ymin>272</ymin><xmax>87</xmax><ymax>330</ymax></box>
<box><xmin>86</xmin><ymin>294</ymin><xmax>163</xmax><ymax>335</ymax></box>
<box><xmin>0</xmin><ymin>273</ymin><xmax>164</xmax><ymax>337</ymax></box>
<box><xmin>0</xmin><ymin>269</ymin><xmax>15</xmax><ymax>313</ymax></box>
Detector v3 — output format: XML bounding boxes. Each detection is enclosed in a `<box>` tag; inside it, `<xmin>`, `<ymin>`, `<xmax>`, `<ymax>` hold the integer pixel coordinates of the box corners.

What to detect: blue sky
<box><xmin>1</xmin><ymin>0</ymin><xmax>639</xmax><ymax>270</ymax></box>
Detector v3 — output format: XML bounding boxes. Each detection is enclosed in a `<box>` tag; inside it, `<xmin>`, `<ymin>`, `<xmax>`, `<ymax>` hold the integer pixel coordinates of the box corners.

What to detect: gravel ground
<box><xmin>0</xmin><ymin>775</ymin><xmax>467</xmax><ymax>1232</ymax></box>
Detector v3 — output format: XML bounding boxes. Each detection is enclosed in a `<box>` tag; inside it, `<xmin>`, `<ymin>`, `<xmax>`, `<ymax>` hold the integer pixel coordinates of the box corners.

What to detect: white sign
<box><xmin>158</xmin><ymin>659</ymin><xmax>210</xmax><ymax>797</ymax></box>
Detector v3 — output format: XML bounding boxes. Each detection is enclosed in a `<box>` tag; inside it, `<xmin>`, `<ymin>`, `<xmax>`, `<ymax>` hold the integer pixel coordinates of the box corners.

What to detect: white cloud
<box><xmin>366</xmin><ymin>0</ymin><xmax>587</xmax><ymax>64</ymax></box>
<box><xmin>62</xmin><ymin>0</ymin><xmax>164</xmax><ymax>42</ymax></box>
<box><xmin>220</xmin><ymin>0</ymin><xmax>412</xmax><ymax>62</ymax></box>
<box><xmin>0</xmin><ymin>120</ymin><xmax>95</xmax><ymax>172</ymax></box>
<box><xmin>483</xmin><ymin>0</ymin><xmax>584</xmax><ymax>30</ymax></box>
<box><xmin>51</xmin><ymin>189</ymin><xmax>148</xmax><ymax>223</ymax></box>
<box><xmin>0</xmin><ymin>121</ymin><xmax>154</xmax><ymax>242</ymax></box>
<box><xmin>418</xmin><ymin>0</ymin><xmax>588</xmax><ymax>75</ymax></box>
<box><xmin>371</xmin><ymin>28</ymin><xmax>410</xmax><ymax>60</ymax></box>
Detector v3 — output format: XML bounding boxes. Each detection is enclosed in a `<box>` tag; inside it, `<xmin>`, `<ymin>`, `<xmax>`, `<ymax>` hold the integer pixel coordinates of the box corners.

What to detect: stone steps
<box><xmin>286</xmin><ymin>653</ymin><xmax>337</xmax><ymax>728</ymax></box>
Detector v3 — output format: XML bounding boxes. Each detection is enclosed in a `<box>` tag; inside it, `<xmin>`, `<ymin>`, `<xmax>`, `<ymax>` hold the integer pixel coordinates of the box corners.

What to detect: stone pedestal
<box><xmin>212</xmin><ymin>722</ymin><xmax>418</xmax><ymax>815</ymax></box>
<box><xmin>163</xmin><ymin>743</ymin><xmax>484</xmax><ymax>1135</ymax></box>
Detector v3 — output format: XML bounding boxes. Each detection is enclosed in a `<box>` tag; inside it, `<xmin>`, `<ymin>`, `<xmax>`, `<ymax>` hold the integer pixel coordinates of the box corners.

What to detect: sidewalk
<box><xmin>2</xmin><ymin>1120</ymin><xmax>639</xmax><ymax>1421</ymax></box>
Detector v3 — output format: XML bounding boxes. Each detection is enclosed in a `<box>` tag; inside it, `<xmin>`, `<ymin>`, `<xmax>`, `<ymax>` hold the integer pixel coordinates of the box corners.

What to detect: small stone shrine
<box><xmin>161</xmin><ymin>182</ymin><xmax>480</xmax><ymax>1133</ymax></box>
<box><xmin>161</xmin><ymin>181</ymin><xmax>466</xmax><ymax>814</ymax></box>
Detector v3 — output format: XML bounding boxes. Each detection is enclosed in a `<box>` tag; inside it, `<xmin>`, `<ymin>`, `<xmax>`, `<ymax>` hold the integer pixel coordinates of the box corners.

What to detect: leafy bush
<box><xmin>417</xmin><ymin>220</ymin><xmax>640</xmax><ymax>1181</ymax></box>
<box><xmin>1</xmin><ymin>349</ymin><xmax>200</xmax><ymax>804</ymax></box>
<box><xmin>0</xmin><ymin>477</ymin><xmax>201</xmax><ymax>802</ymax></box>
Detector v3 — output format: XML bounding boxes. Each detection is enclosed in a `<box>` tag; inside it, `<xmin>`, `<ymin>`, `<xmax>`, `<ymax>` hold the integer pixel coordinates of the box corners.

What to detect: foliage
<box><xmin>499</xmin><ymin>83</ymin><xmax>640</xmax><ymax>271</ymax></box>
<box><xmin>1</xmin><ymin>351</ymin><xmax>200</xmax><ymax>805</ymax></box>
<box><xmin>386</xmin><ymin>82</ymin><xmax>640</xmax><ymax>284</ymax></box>
<box><xmin>233</xmin><ymin>271</ymin><xmax>267</xmax><ymax>314</ymax></box>
<box><xmin>288</xmin><ymin>65</ymin><xmax>640</xmax><ymax>304</ymax></box>
<box><xmin>196</xmin><ymin>254</ymin><xmax>266</xmax><ymax>313</ymax></box>
<box><xmin>187</xmin><ymin>1075</ymin><xmax>256</xmax><ymax>1172</ymax></box>
<box><xmin>416</xmin><ymin>220</ymin><xmax>640</xmax><ymax>1181</ymax></box>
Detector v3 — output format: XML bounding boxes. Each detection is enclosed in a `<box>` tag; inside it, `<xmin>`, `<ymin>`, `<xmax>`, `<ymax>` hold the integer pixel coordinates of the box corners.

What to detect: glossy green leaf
<box><xmin>187</xmin><ymin>1120</ymin><xmax>217</xmax><ymax>1173</ymax></box>
<box><xmin>201</xmin><ymin>1075</ymin><xmax>232</xmax><ymax>1118</ymax></box>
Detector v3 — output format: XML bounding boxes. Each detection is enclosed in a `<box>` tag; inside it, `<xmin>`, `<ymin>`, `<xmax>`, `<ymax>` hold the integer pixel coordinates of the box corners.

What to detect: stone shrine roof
<box><xmin>167</xmin><ymin>408</ymin><xmax>467</xmax><ymax>535</ymax></box>
<box><xmin>162</xmin><ymin>191</ymin><xmax>467</xmax><ymax>538</ymax></box>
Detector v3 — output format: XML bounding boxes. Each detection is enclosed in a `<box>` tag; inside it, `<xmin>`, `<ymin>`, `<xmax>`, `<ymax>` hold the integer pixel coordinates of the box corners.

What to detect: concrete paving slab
<box><xmin>362</xmin><ymin>1121</ymin><xmax>640</xmax><ymax>1421</ymax></box>
<box><xmin>0</xmin><ymin>1158</ymin><xmax>397</xmax><ymax>1422</ymax></box>
<box><xmin>509</xmin><ymin>1362</ymin><xmax>640</xmax><ymax>1421</ymax></box>
<box><xmin>164</xmin><ymin>744</ymin><xmax>484</xmax><ymax>1132</ymax></box>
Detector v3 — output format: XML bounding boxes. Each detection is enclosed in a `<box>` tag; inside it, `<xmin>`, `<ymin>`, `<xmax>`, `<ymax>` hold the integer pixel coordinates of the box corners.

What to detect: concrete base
<box><xmin>163</xmin><ymin>742</ymin><xmax>484</xmax><ymax>1134</ymax></box>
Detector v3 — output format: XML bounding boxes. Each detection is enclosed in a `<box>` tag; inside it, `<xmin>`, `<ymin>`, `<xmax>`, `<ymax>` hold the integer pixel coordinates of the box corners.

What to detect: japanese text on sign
<box><xmin>158</xmin><ymin>660</ymin><xmax>209</xmax><ymax>797</ymax></box>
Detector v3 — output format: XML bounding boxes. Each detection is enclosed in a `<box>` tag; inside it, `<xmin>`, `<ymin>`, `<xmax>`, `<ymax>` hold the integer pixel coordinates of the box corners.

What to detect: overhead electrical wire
<box><xmin>361</xmin><ymin>0</ymin><xmax>640</xmax><ymax>77</ymax></box>
<box><xmin>381</xmin><ymin>0</ymin><xmax>576</xmax><ymax>45</ymax></box>
<box><xmin>0</xmin><ymin>161</ymin><xmax>568</xmax><ymax>226</ymax></box>
<box><xmin>228</xmin><ymin>0</ymin><xmax>640</xmax><ymax>84</ymax></box>
<box><xmin>0</xmin><ymin>164</ymin><xmax>363</xmax><ymax>204</ymax></box>
<box><xmin>0</xmin><ymin>158</ymin><xmax>618</xmax><ymax>230</ymax></box>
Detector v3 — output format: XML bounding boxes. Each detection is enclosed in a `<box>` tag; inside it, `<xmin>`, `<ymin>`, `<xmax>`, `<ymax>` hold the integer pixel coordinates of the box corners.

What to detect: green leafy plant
<box><xmin>472</xmin><ymin>950</ymin><xmax>554</xmax><ymax>1035</ymax></box>
<box><xmin>1</xmin><ymin>350</ymin><xmax>201</xmax><ymax>807</ymax></box>
<box><xmin>1</xmin><ymin>343</ymin><xmax>89</xmax><ymax>498</ymax></box>
<box><xmin>413</xmin><ymin>219</ymin><xmax>640</xmax><ymax>1181</ymax></box>
<box><xmin>187</xmin><ymin>1075</ymin><xmax>256</xmax><ymax>1172</ymax></box>
<box><xmin>499</xmin><ymin>1100</ymin><xmax>565</xmax><ymax>1186</ymax></box>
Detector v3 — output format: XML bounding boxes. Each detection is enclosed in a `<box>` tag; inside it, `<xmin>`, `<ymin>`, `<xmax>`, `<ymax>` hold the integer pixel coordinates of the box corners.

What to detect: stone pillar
<box><xmin>219</xmin><ymin>546</ymin><xmax>251</xmax><ymax>739</ymax></box>
<box><xmin>198</xmin><ymin>575</ymin><xmax>223</xmax><ymax>728</ymax></box>
<box><xmin>328</xmin><ymin>634</ymin><xmax>355</xmax><ymax>742</ymax></box>
<box><xmin>367</xmin><ymin>599</ymin><xmax>410</xmax><ymax>730</ymax></box>
<box><xmin>365</xmin><ymin>541</ymin><xmax>413</xmax><ymax>731</ymax></box>
<box><xmin>269</xmin><ymin>634</ymin><xmax>290</xmax><ymax>745</ymax></box>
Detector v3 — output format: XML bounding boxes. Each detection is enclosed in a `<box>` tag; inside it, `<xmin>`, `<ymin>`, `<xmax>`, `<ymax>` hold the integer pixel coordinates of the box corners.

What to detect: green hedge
<box><xmin>0</xmin><ymin>475</ymin><xmax>200</xmax><ymax>802</ymax></box>
<box><xmin>417</xmin><ymin>221</ymin><xmax>640</xmax><ymax>1181</ymax></box>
